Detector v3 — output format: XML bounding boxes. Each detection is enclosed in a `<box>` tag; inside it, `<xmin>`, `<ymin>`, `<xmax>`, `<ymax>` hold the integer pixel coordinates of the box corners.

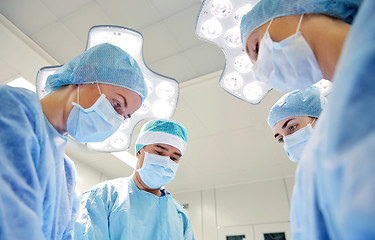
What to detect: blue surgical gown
<box><xmin>299</xmin><ymin>0</ymin><xmax>375</xmax><ymax>239</ymax></box>
<box><xmin>290</xmin><ymin>135</ymin><xmax>329</xmax><ymax>240</ymax></box>
<box><xmin>74</xmin><ymin>177</ymin><xmax>195</xmax><ymax>240</ymax></box>
<box><xmin>0</xmin><ymin>85</ymin><xmax>79</xmax><ymax>239</ymax></box>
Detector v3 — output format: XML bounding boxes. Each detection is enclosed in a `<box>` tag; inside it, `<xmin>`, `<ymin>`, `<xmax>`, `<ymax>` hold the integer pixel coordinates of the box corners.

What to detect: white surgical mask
<box><xmin>67</xmin><ymin>84</ymin><xmax>124</xmax><ymax>143</ymax></box>
<box><xmin>253</xmin><ymin>14</ymin><xmax>323</xmax><ymax>92</ymax></box>
<box><xmin>137</xmin><ymin>151</ymin><xmax>179</xmax><ymax>189</ymax></box>
<box><xmin>283</xmin><ymin>122</ymin><xmax>314</xmax><ymax>163</ymax></box>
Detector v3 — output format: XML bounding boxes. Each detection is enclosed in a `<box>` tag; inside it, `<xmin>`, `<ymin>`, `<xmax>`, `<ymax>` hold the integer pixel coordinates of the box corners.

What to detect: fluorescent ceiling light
<box><xmin>7</xmin><ymin>77</ymin><xmax>35</xmax><ymax>92</ymax></box>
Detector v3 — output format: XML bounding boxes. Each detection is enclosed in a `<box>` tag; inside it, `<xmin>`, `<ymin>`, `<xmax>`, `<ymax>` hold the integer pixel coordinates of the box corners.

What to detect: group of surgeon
<box><xmin>0</xmin><ymin>0</ymin><xmax>374</xmax><ymax>239</ymax></box>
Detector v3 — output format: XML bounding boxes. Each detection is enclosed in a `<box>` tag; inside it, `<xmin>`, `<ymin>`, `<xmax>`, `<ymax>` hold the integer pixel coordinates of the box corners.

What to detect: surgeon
<box><xmin>0</xmin><ymin>43</ymin><xmax>147</xmax><ymax>239</ymax></box>
<box><xmin>74</xmin><ymin>119</ymin><xmax>195</xmax><ymax>240</ymax></box>
<box><xmin>268</xmin><ymin>86</ymin><xmax>327</xmax><ymax>239</ymax></box>
<box><xmin>241</xmin><ymin>0</ymin><xmax>375</xmax><ymax>239</ymax></box>
<box><xmin>240</xmin><ymin>0</ymin><xmax>362</xmax><ymax>92</ymax></box>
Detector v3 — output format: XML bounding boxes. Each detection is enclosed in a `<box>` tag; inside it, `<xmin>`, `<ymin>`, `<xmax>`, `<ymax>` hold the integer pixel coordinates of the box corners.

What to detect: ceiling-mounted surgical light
<box><xmin>196</xmin><ymin>0</ymin><xmax>332</xmax><ymax>104</ymax></box>
<box><xmin>36</xmin><ymin>25</ymin><xmax>179</xmax><ymax>152</ymax></box>
<box><xmin>196</xmin><ymin>0</ymin><xmax>270</xmax><ymax>104</ymax></box>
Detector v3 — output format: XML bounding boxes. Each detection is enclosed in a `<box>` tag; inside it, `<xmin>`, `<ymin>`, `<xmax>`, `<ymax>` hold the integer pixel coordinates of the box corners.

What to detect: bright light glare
<box><xmin>314</xmin><ymin>79</ymin><xmax>333</xmax><ymax>96</ymax></box>
<box><xmin>234</xmin><ymin>54</ymin><xmax>252</xmax><ymax>73</ymax></box>
<box><xmin>152</xmin><ymin>100</ymin><xmax>173</xmax><ymax>118</ymax></box>
<box><xmin>7</xmin><ymin>77</ymin><xmax>36</xmax><ymax>92</ymax></box>
<box><xmin>224</xmin><ymin>28</ymin><xmax>241</xmax><ymax>48</ymax></box>
<box><xmin>110</xmin><ymin>132</ymin><xmax>128</xmax><ymax>149</ymax></box>
<box><xmin>201</xmin><ymin>18</ymin><xmax>223</xmax><ymax>39</ymax></box>
<box><xmin>112</xmin><ymin>151</ymin><xmax>137</xmax><ymax>169</ymax></box>
<box><xmin>156</xmin><ymin>82</ymin><xmax>175</xmax><ymax>99</ymax></box>
<box><xmin>136</xmin><ymin>99</ymin><xmax>150</xmax><ymax>114</ymax></box>
<box><xmin>223</xmin><ymin>72</ymin><xmax>243</xmax><ymax>90</ymax></box>
<box><xmin>233</xmin><ymin>6</ymin><xmax>252</xmax><ymax>25</ymax></box>
<box><xmin>243</xmin><ymin>82</ymin><xmax>263</xmax><ymax>101</ymax></box>
<box><xmin>210</xmin><ymin>0</ymin><xmax>232</xmax><ymax>18</ymax></box>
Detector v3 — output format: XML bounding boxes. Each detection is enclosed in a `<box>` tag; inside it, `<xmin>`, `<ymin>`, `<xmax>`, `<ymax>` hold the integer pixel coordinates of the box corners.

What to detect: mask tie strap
<box><xmin>96</xmin><ymin>83</ymin><xmax>102</xmax><ymax>95</ymax></box>
<box><xmin>266</xmin><ymin>18</ymin><xmax>274</xmax><ymax>33</ymax></box>
<box><xmin>311</xmin><ymin>117</ymin><xmax>317</xmax><ymax>127</ymax></box>
<box><xmin>77</xmin><ymin>85</ymin><xmax>80</xmax><ymax>105</ymax></box>
<box><xmin>296</xmin><ymin>14</ymin><xmax>304</xmax><ymax>34</ymax></box>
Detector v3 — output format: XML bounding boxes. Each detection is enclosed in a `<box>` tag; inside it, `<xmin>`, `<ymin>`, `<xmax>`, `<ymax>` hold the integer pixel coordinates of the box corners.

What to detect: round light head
<box><xmin>210</xmin><ymin>0</ymin><xmax>233</xmax><ymax>18</ymax></box>
<box><xmin>201</xmin><ymin>18</ymin><xmax>223</xmax><ymax>39</ymax></box>
<box><xmin>224</xmin><ymin>27</ymin><xmax>242</xmax><ymax>48</ymax></box>
<box><xmin>223</xmin><ymin>72</ymin><xmax>243</xmax><ymax>90</ymax></box>
<box><xmin>243</xmin><ymin>82</ymin><xmax>263</xmax><ymax>102</ymax></box>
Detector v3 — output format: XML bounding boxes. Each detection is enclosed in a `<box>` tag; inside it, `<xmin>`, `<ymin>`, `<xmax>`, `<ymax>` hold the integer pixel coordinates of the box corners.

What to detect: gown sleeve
<box><xmin>74</xmin><ymin>183</ymin><xmax>112</xmax><ymax>240</ymax></box>
<box><xmin>173</xmin><ymin>199</ymin><xmax>196</xmax><ymax>240</ymax></box>
<box><xmin>0</xmin><ymin>86</ymin><xmax>47</xmax><ymax>239</ymax></box>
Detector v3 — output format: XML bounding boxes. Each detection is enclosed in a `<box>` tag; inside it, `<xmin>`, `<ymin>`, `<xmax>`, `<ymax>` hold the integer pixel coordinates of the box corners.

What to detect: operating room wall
<box><xmin>172</xmin><ymin>176</ymin><xmax>295</xmax><ymax>240</ymax></box>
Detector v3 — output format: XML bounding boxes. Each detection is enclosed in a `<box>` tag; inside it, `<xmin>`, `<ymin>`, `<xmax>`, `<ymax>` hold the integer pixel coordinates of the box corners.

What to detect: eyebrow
<box><xmin>274</xmin><ymin>118</ymin><xmax>295</xmax><ymax>138</ymax></box>
<box><xmin>155</xmin><ymin>144</ymin><xmax>182</xmax><ymax>158</ymax></box>
<box><xmin>120</xmin><ymin>95</ymin><xmax>128</xmax><ymax>108</ymax></box>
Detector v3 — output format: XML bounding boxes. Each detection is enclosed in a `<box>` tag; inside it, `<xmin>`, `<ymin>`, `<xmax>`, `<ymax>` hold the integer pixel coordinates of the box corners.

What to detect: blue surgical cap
<box><xmin>241</xmin><ymin>0</ymin><xmax>362</xmax><ymax>45</ymax></box>
<box><xmin>268</xmin><ymin>86</ymin><xmax>326</xmax><ymax>128</ymax></box>
<box><xmin>135</xmin><ymin>119</ymin><xmax>188</xmax><ymax>155</ymax></box>
<box><xmin>45</xmin><ymin>43</ymin><xmax>148</xmax><ymax>102</ymax></box>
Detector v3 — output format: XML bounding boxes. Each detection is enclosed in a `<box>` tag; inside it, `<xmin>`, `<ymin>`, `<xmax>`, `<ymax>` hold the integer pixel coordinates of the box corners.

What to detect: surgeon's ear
<box><xmin>136</xmin><ymin>151</ymin><xmax>141</xmax><ymax>157</ymax></box>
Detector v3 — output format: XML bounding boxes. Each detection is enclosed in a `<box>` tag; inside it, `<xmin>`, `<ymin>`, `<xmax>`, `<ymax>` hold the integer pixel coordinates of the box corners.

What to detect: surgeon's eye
<box><xmin>170</xmin><ymin>156</ymin><xmax>178</xmax><ymax>161</ymax></box>
<box><xmin>112</xmin><ymin>100</ymin><xmax>121</xmax><ymax>112</ymax></box>
<box><xmin>289</xmin><ymin>125</ymin><xmax>297</xmax><ymax>132</ymax></box>
<box><xmin>155</xmin><ymin>150</ymin><xmax>163</xmax><ymax>155</ymax></box>
<box><xmin>278</xmin><ymin>137</ymin><xmax>284</xmax><ymax>143</ymax></box>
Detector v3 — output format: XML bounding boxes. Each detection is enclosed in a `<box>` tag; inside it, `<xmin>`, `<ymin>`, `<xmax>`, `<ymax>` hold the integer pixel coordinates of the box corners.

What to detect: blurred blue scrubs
<box><xmin>0</xmin><ymin>86</ymin><xmax>79</xmax><ymax>239</ymax></box>
<box><xmin>74</xmin><ymin>177</ymin><xmax>194</xmax><ymax>240</ymax></box>
<box><xmin>301</xmin><ymin>0</ymin><xmax>375</xmax><ymax>239</ymax></box>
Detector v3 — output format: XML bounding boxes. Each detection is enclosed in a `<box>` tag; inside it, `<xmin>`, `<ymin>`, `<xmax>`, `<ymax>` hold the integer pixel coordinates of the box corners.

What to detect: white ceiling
<box><xmin>0</xmin><ymin>0</ymin><xmax>295</xmax><ymax>193</ymax></box>
<box><xmin>0</xmin><ymin>0</ymin><xmax>224</xmax><ymax>82</ymax></box>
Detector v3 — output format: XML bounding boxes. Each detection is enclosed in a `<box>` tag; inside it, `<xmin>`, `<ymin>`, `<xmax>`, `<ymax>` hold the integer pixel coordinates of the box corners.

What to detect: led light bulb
<box><xmin>234</xmin><ymin>54</ymin><xmax>252</xmax><ymax>73</ymax></box>
<box><xmin>210</xmin><ymin>0</ymin><xmax>232</xmax><ymax>17</ymax></box>
<box><xmin>201</xmin><ymin>18</ymin><xmax>223</xmax><ymax>39</ymax></box>
<box><xmin>223</xmin><ymin>72</ymin><xmax>243</xmax><ymax>90</ymax></box>
<box><xmin>234</xmin><ymin>6</ymin><xmax>252</xmax><ymax>25</ymax></box>
<box><xmin>243</xmin><ymin>82</ymin><xmax>263</xmax><ymax>102</ymax></box>
<box><xmin>152</xmin><ymin>100</ymin><xmax>173</xmax><ymax>119</ymax></box>
<box><xmin>224</xmin><ymin>28</ymin><xmax>241</xmax><ymax>48</ymax></box>
<box><xmin>110</xmin><ymin>132</ymin><xmax>128</xmax><ymax>149</ymax></box>
<box><xmin>136</xmin><ymin>99</ymin><xmax>150</xmax><ymax>114</ymax></box>
<box><xmin>156</xmin><ymin>82</ymin><xmax>175</xmax><ymax>99</ymax></box>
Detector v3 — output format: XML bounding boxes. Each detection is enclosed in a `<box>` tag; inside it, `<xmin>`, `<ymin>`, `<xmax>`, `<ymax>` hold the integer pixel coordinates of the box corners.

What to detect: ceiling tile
<box><xmin>40</xmin><ymin>0</ymin><xmax>94</xmax><ymax>19</ymax></box>
<box><xmin>31</xmin><ymin>21</ymin><xmax>85</xmax><ymax>64</ymax></box>
<box><xmin>62</xmin><ymin>2</ymin><xmax>113</xmax><ymax>43</ymax></box>
<box><xmin>173</xmin><ymin>96</ymin><xmax>211</xmax><ymax>140</ymax></box>
<box><xmin>163</xmin><ymin>4</ymin><xmax>203</xmax><ymax>50</ymax></box>
<box><xmin>180</xmin><ymin>76</ymin><xmax>259</xmax><ymax>134</ymax></box>
<box><xmin>148</xmin><ymin>0</ymin><xmax>201</xmax><ymax>19</ymax></box>
<box><xmin>97</xmin><ymin>0</ymin><xmax>160</xmax><ymax>30</ymax></box>
<box><xmin>184</xmin><ymin>43</ymin><xmax>225</xmax><ymax>77</ymax></box>
<box><xmin>0</xmin><ymin>62</ymin><xmax>18</xmax><ymax>84</ymax></box>
<box><xmin>141</xmin><ymin>22</ymin><xmax>181</xmax><ymax>63</ymax></box>
<box><xmin>0</xmin><ymin>0</ymin><xmax>58</xmax><ymax>35</ymax></box>
<box><xmin>148</xmin><ymin>53</ymin><xmax>196</xmax><ymax>82</ymax></box>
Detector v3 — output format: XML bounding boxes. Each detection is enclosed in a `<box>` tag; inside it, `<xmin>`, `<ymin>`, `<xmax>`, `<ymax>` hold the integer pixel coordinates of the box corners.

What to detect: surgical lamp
<box><xmin>195</xmin><ymin>0</ymin><xmax>333</xmax><ymax>104</ymax></box>
<box><xmin>36</xmin><ymin>25</ymin><xmax>179</xmax><ymax>152</ymax></box>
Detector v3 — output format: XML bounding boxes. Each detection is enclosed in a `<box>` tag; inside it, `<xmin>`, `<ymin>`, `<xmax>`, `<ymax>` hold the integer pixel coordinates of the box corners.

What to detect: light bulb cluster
<box><xmin>196</xmin><ymin>0</ymin><xmax>271</xmax><ymax>104</ymax></box>
<box><xmin>36</xmin><ymin>26</ymin><xmax>179</xmax><ymax>152</ymax></box>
